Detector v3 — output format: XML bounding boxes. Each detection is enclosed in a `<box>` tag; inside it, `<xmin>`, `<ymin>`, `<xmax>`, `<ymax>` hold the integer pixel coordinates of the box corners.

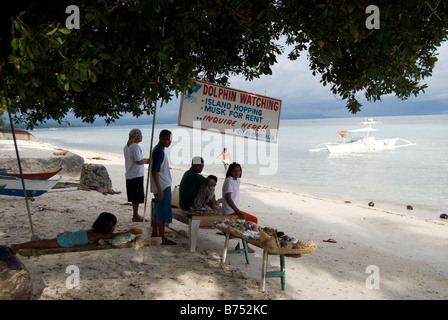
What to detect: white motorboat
<box><xmin>310</xmin><ymin>119</ymin><xmax>416</xmax><ymax>153</ymax></box>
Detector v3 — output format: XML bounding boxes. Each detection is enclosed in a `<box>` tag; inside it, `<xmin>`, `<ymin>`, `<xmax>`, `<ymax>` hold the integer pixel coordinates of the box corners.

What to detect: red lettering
<box><xmin>240</xmin><ymin>93</ymin><xmax>248</xmax><ymax>104</ymax></box>
<box><xmin>203</xmin><ymin>84</ymin><xmax>209</xmax><ymax>96</ymax></box>
<box><xmin>202</xmin><ymin>115</ymin><xmax>236</xmax><ymax>127</ymax></box>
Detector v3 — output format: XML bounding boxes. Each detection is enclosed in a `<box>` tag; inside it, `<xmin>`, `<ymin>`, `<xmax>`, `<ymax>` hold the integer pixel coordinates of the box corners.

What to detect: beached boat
<box><xmin>0</xmin><ymin>168</ymin><xmax>62</xmax><ymax>180</ymax></box>
<box><xmin>310</xmin><ymin>119</ymin><xmax>416</xmax><ymax>153</ymax></box>
<box><xmin>0</xmin><ymin>175</ymin><xmax>61</xmax><ymax>197</ymax></box>
<box><xmin>0</xmin><ymin>128</ymin><xmax>34</xmax><ymax>141</ymax></box>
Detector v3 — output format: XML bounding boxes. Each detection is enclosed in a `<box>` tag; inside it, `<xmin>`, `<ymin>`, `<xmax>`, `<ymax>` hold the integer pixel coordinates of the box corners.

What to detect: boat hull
<box><xmin>0</xmin><ymin>176</ymin><xmax>61</xmax><ymax>197</ymax></box>
<box><xmin>0</xmin><ymin>168</ymin><xmax>62</xmax><ymax>180</ymax></box>
<box><xmin>325</xmin><ymin>137</ymin><xmax>399</xmax><ymax>153</ymax></box>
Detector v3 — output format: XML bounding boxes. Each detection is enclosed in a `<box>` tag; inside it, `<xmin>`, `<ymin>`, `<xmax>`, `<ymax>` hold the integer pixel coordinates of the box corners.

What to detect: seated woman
<box><xmin>221</xmin><ymin>163</ymin><xmax>258</xmax><ymax>224</ymax></box>
<box><xmin>221</xmin><ymin>162</ymin><xmax>258</xmax><ymax>252</ymax></box>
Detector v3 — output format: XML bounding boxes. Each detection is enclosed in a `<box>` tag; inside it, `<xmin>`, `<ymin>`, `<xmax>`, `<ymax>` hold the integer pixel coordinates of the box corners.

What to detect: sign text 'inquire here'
<box><xmin>178</xmin><ymin>79</ymin><xmax>282</xmax><ymax>143</ymax></box>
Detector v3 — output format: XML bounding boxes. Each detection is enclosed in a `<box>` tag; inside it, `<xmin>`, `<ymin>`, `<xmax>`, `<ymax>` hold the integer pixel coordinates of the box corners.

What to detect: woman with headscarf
<box><xmin>123</xmin><ymin>128</ymin><xmax>149</xmax><ymax>222</ymax></box>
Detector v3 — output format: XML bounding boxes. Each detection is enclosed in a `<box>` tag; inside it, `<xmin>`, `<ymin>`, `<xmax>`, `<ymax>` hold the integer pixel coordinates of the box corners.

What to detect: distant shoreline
<box><xmin>5</xmin><ymin>113</ymin><xmax>448</xmax><ymax>130</ymax></box>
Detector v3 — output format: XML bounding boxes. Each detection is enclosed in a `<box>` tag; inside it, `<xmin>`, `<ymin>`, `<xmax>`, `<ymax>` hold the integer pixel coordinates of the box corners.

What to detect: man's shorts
<box><xmin>153</xmin><ymin>187</ymin><xmax>172</xmax><ymax>223</ymax></box>
<box><xmin>126</xmin><ymin>176</ymin><xmax>145</xmax><ymax>203</ymax></box>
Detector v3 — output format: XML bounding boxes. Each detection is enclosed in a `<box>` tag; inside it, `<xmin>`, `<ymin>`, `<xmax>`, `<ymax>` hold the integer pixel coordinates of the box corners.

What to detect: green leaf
<box><xmin>11</xmin><ymin>38</ymin><xmax>19</xmax><ymax>51</ymax></box>
<box><xmin>46</xmin><ymin>27</ymin><xmax>58</xmax><ymax>36</ymax></box>
<box><xmin>71</xmin><ymin>80</ymin><xmax>84</xmax><ymax>92</ymax></box>
<box><xmin>80</xmin><ymin>66</ymin><xmax>88</xmax><ymax>81</ymax></box>
<box><xmin>25</xmin><ymin>44</ymin><xmax>35</xmax><ymax>59</ymax></box>
<box><xmin>90</xmin><ymin>71</ymin><xmax>97</xmax><ymax>83</ymax></box>
<box><xmin>99</xmin><ymin>53</ymin><xmax>111</xmax><ymax>60</ymax></box>
<box><xmin>349</xmin><ymin>24</ymin><xmax>359</xmax><ymax>40</ymax></box>
<box><xmin>32</xmin><ymin>78</ymin><xmax>42</xmax><ymax>87</ymax></box>
<box><xmin>50</xmin><ymin>38</ymin><xmax>62</xmax><ymax>49</ymax></box>
<box><xmin>14</xmin><ymin>22</ymin><xmax>21</xmax><ymax>32</ymax></box>
<box><xmin>58</xmin><ymin>28</ymin><xmax>71</xmax><ymax>35</ymax></box>
<box><xmin>26</xmin><ymin>61</ymin><xmax>35</xmax><ymax>72</ymax></box>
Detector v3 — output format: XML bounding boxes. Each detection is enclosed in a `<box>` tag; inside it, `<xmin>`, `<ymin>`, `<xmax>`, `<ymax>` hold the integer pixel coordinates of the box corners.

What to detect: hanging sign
<box><xmin>178</xmin><ymin>79</ymin><xmax>281</xmax><ymax>143</ymax></box>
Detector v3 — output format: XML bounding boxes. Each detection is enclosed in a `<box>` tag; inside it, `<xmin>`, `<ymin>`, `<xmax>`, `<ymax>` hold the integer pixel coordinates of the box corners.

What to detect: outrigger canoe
<box><xmin>0</xmin><ymin>168</ymin><xmax>62</xmax><ymax>180</ymax></box>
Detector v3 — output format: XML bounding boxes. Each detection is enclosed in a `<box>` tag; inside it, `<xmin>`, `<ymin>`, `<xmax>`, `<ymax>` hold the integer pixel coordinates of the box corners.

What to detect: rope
<box><xmin>1</xmin><ymin>75</ymin><xmax>37</xmax><ymax>241</ymax></box>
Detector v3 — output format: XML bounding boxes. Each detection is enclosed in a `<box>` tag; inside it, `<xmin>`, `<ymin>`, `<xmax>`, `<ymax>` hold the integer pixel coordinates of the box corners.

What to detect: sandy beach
<box><xmin>1</xmin><ymin>139</ymin><xmax>447</xmax><ymax>300</ymax></box>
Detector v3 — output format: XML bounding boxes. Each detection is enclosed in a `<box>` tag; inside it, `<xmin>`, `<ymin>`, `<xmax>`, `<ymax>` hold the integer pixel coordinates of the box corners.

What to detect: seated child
<box><xmin>193</xmin><ymin>175</ymin><xmax>222</xmax><ymax>213</ymax></box>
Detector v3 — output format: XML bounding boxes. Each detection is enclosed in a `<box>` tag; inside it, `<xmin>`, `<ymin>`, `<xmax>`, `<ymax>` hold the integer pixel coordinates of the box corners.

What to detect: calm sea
<box><xmin>32</xmin><ymin>114</ymin><xmax>448</xmax><ymax>219</ymax></box>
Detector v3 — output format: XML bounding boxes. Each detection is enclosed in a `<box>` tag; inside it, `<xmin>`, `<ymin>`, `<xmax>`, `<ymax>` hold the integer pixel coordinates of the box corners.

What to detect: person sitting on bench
<box><xmin>179</xmin><ymin>157</ymin><xmax>219</xmax><ymax>212</ymax></box>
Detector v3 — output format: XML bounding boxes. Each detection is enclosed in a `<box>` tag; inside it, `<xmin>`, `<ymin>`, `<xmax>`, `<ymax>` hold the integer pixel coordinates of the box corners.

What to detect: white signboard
<box><xmin>178</xmin><ymin>79</ymin><xmax>281</xmax><ymax>143</ymax></box>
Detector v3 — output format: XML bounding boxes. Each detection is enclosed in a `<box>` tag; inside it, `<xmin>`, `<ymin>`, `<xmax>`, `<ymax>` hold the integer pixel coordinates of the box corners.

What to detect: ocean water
<box><xmin>31</xmin><ymin>114</ymin><xmax>448</xmax><ymax>218</ymax></box>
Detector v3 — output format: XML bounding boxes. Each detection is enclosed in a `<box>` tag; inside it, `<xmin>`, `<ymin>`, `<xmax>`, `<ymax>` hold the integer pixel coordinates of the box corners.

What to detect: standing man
<box><xmin>150</xmin><ymin>129</ymin><xmax>175</xmax><ymax>245</ymax></box>
<box><xmin>124</xmin><ymin>128</ymin><xmax>149</xmax><ymax>222</ymax></box>
<box><xmin>216</xmin><ymin>148</ymin><xmax>232</xmax><ymax>172</ymax></box>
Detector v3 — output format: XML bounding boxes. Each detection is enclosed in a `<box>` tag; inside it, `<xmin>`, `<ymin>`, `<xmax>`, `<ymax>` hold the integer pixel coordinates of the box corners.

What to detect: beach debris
<box><xmin>406</xmin><ymin>205</ymin><xmax>413</xmax><ymax>210</ymax></box>
<box><xmin>344</xmin><ymin>201</ymin><xmax>351</xmax><ymax>204</ymax></box>
<box><xmin>88</xmin><ymin>156</ymin><xmax>109</xmax><ymax>161</ymax></box>
<box><xmin>440</xmin><ymin>213</ymin><xmax>448</xmax><ymax>219</ymax></box>
<box><xmin>53</xmin><ymin>150</ymin><xmax>69</xmax><ymax>156</ymax></box>
<box><xmin>368</xmin><ymin>202</ymin><xmax>375</xmax><ymax>207</ymax></box>
<box><xmin>323</xmin><ymin>238</ymin><xmax>337</xmax><ymax>243</ymax></box>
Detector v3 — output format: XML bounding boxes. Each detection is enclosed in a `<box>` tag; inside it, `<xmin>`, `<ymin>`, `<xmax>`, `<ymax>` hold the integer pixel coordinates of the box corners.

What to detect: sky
<box><xmin>116</xmin><ymin>40</ymin><xmax>448</xmax><ymax>125</ymax></box>
<box><xmin>13</xmin><ymin>38</ymin><xmax>448</xmax><ymax>127</ymax></box>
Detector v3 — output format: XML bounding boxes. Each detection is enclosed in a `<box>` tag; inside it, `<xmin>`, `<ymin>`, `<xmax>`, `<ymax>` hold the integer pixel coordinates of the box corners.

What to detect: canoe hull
<box><xmin>0</xmin><ymin>176</ymin><xmax>61</xmax><ymax>197</ymax></box>
<box><xmin>0</xmin><ymin>168</ymin><xmax>62</xmax><ymax>180</ymax></box>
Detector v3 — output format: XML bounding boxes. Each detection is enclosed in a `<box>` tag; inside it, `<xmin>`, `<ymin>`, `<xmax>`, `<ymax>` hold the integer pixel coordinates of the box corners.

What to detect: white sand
<box><xmin>1</xmin><ymin>139</ymin><xmax>447</xmax><ymax>300</ymax></box>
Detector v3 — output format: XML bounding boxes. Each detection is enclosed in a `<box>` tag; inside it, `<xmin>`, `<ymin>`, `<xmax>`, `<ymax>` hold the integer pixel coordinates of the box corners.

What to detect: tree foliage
<box><xmin>0</xmin><ymin>0</ymin><xmax>447</xmax><ymax>128</ymax></box>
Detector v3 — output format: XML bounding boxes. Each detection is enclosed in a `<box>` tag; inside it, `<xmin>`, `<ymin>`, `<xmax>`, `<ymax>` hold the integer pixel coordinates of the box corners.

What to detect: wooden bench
<box><xmin>171</xmin><ymin>207</ymin><xmax>238</xmax><ymax>252</ymax></box>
